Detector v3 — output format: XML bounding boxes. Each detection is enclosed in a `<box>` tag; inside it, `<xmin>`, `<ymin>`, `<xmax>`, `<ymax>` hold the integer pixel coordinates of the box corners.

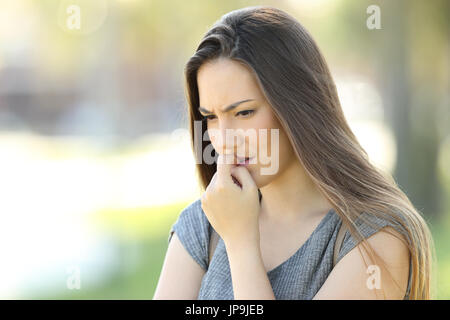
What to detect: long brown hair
<box><xmin>184</xmin><ymin>6</ymin><xmax>435</xmax><ymax>299</ymax></box>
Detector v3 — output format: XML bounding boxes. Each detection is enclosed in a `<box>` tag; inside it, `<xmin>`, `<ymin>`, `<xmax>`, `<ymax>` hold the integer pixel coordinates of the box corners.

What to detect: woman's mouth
<box><xmin>235</xmin><ymin>156</ymin><xmax>254</xmax><ymax>166</ymax></box>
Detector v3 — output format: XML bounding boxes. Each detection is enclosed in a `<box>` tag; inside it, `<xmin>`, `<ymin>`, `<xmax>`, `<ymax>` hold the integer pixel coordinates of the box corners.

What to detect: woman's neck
<box><xmin>259</xmin><ymin>159</ymin><xmax>333</xmax><ymax>223</ymax></box>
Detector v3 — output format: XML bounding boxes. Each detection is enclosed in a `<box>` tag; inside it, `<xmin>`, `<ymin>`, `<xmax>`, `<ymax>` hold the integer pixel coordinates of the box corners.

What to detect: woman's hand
<box><xmin>200</xmin><ymin>153</ymin><xmax>261</xmax><ymax>245</ymax></box>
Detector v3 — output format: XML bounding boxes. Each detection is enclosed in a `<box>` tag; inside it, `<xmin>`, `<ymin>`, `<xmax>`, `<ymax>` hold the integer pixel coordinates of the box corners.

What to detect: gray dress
<box><xmin>168</xmin><ymin>198</ymin><xmax>412</xmax><ymax>299</ymax></box>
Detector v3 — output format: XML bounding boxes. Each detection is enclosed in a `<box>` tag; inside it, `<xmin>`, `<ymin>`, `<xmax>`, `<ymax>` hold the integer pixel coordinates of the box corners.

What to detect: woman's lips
<box><xmin>234</xmin><ymin>157</ymin><xmax>254</xmax><ymax>166</ymax></box>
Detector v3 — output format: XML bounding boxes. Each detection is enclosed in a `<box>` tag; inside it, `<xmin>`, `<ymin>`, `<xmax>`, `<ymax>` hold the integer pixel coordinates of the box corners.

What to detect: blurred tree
<box><xmin>379</xmin><ymin>0</ymin><xmax>449</xmax><ymax>220</ymax></box>
<box><xmin>313</xmin><ymin>0</ymin><xmax>449</xmax><ymax>220</ymax></box>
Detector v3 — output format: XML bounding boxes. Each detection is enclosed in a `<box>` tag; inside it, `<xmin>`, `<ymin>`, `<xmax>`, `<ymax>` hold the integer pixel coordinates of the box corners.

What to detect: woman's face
<box><xmin>196</xmin><ymin>57</ymin><xmax>297</xmax><ymax>188</ymax></box>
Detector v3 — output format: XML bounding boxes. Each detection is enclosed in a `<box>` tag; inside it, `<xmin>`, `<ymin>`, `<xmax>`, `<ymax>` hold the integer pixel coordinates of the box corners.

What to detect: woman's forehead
<box><xmin>197</xmin><ymin>59</ymin><xmax>264</xmax><ymax>110</ymax></box>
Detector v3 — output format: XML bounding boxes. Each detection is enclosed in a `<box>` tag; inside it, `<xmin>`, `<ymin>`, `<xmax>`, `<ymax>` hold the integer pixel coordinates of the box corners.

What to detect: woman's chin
<box><xmin>252</xmin><ymin>173</ymin><xmax>275</xmax><ymax>189</ymax></box>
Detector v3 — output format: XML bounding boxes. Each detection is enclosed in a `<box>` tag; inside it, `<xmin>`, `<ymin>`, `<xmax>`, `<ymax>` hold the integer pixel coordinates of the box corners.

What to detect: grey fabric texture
<box><xmin>168</xmin><ymin>198</ymin><xmax>412</xmax><ymax>300</ymax></box>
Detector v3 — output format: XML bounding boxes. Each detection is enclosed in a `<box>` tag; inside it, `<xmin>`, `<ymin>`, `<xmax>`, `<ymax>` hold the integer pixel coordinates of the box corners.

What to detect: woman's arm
<box><xmin>153</xmin><ymin>232</ymin><xmax>205</xmax><ymax>299</ymax></box>
<box><xmin>201</xmin><ymin>153</ymin><xmax>274</xmax><ymax>299</ymax></box>
<box><xmin>313</xmin><ymin>226</ymin><xmax>410</xmax><ymax>299</ymax></box>
<box><xmin>225</xmin><ymin>234</ymin><xmax>276</xmax><ymax>300</ymax></box>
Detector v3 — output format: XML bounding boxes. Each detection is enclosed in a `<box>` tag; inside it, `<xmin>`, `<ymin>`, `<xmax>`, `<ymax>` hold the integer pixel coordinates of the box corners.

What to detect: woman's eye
<box><xmin>201</xmin><ymin>110</ymin><xmax>254</xmax><ymax>122</ymax></box>
<box><xmin>203</xmin><ymin>115</ymin><xmax>216</xmax><ymax>121</ymax></box>
<box><xmin>236</xmin><ymin>110</ymin><xmax>254</xmax><ymax>117</ymax></box>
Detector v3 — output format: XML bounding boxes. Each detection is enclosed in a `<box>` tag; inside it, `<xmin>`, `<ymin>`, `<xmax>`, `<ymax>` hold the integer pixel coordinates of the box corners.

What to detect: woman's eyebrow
<box><xmin>198</xmin><ymin>99</ymin><xmax>255</xmax><ymax>114</ymax></box>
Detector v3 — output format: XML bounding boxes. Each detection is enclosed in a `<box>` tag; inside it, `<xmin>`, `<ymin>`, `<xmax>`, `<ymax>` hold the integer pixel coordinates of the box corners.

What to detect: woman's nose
<box><xmin>212</xmin><ymin>126</ymin><xmax>245</xmax><ymax>155</ymax></box>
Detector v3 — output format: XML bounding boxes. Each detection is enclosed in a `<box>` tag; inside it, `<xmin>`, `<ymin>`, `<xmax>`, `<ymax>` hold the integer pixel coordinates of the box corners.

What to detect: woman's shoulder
<box><xmin>168</xmin><ymin>198</ymin><xmax>209</xmax><ymax>240</ymax></box>
<box><xmin>346</xmin><ymin>210</ymin><xmax>409</xmax><ymax>239</ymax></box>
<box><xmin>167</xmin><ymin>197</ymin><xmax>211</xmax><ymax>271</ymax></box>
<box><xmin>337</xmin><ymin>210</ymin><xmax>410</xmax><ymax>262</ymax></box>
<box><xmin>335</xmin><ymin>210</ymin><xmax>412</xmax><ymax>299</ymax></box>
<box><xmin>179</xmin><ymin>197</ymin><xmax>204</xmax><ymax>219</ymax></box>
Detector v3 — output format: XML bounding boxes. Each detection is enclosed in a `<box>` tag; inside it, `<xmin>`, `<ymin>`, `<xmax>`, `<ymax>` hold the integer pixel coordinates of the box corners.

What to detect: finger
<box><xmin>231</xmin><ymin>174</ymin><xmax>242</xmax><ymax>189</ymax></box>
<box><xmin>216</xmin><ymin>153</ymin><xmax>234</xmax><ymax>184</ymax></box>
<box><xmin>206</xmin><ymin>171</ymin><xmax>218</xmax><ymax>191</ymax></box>
<box><xmin>230</xmin><ymin>165</ymin><xmax>257</xmax><ymax>190</ymax></box>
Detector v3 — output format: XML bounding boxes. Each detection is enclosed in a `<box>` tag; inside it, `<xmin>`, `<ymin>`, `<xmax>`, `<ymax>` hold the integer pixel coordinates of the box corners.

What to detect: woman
<box><xmin>153</xmin><ymin>6</ymin><xmax>435</xmax><ymax>300</ymax></box>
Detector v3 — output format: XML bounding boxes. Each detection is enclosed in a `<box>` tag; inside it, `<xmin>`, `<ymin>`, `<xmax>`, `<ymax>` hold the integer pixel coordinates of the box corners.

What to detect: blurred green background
<box><xmin>0</xmin><ymin>0</ymin><xmax>448</xmax><ymax>299</ymax></box>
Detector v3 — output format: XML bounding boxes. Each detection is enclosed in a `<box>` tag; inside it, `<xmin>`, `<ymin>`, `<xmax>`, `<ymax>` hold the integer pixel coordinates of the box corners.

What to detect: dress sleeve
<box><xmin>168</xmin><ymin>198</ymin><xmax>211</xmax><ymax>272</ymax></box>
<box><xmin>336</xmin><ymin>211</ymin><xmax>409</xmax><ymax>263</ymax></box>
